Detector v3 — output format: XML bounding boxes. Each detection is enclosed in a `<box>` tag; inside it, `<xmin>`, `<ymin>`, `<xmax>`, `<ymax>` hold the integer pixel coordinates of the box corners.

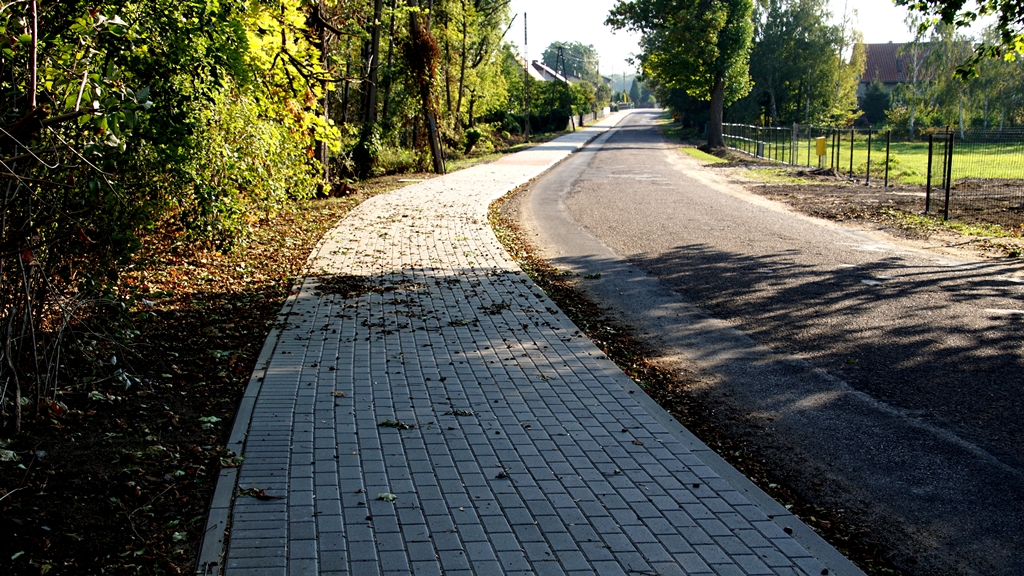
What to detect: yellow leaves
<box><xmin>241</xmin><ymin>0</ymin><xmax>328</xmax><ymax>99</ymax></box>
<box><xmin>1009</xmin><ymin>35</ymin><xmax>1024</xmax><ymax>61</ymax></box>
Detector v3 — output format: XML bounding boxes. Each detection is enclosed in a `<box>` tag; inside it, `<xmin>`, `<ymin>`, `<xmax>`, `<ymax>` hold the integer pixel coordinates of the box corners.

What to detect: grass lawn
<box><xmin>680</xmin><ymin>147</ymin><xmax>728</xmax><ymax>164</ymax></box>
<box><xmin>729</xmin><ymin>131</ymin><xmax>1024</xmax><ymax>186</ymax></box>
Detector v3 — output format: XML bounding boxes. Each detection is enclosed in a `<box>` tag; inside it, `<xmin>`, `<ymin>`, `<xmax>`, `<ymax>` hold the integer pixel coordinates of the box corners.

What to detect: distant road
<box><xmin>516</xmin><ymin>109</ymin><xmax>1024</xmax><ymax>575</ymax></box>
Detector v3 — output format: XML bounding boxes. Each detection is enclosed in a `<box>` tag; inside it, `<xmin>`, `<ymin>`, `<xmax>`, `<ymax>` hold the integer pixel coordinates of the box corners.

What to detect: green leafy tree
<box><xmin>892</xmin><ymin>19</ymin><xmax>929</xmax><ymax>137</ymax></box>
<box><xmin>607</xmin><ymin>0</ymin><xmax>754</xmax><ymax>149</ymax></box>
<box><xmin>542</xmin><ymin>41</ymin><xmax>601</xmax><ymax>83</ymax></box>
<box><xmin>0</xmin><ymin>0</ymin><xmax>329</xmax><ymax>431</ymax></box>
<box><xmin>974</xmin><ymin>26</ymin><xmax>1024</xmax><ymax>129</ymax></box>
<box><xmin>629</xmin><ymin>77</ymin><xmax>642</xmax><ymax>104</ymax></box>
<box><xmin>894</xmin><ymin>0</ymin><xmax>1024</xmax><ymax>75</ymax></box>
<box><xmin>734</xmin><ymin>0</ymin><xmax>845</xmax><ymax>125</ymax></box>
<box><xmin>594</xmin><ymin>80</ymin><xmax>613</xmax><ymax>109</ymax></box>
<box><xmin>923</xmin><ymin>22</ymin><xmax>977</xmax><ymax>134</ymax></box>
<box><xmin>860</xmin><ymin>80</ymin><xmax>891</xmax><ymax>125</ymax></box>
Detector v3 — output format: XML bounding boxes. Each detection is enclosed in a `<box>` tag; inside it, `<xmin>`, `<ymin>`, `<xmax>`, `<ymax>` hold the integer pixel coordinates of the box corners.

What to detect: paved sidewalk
<box><xmin>198</xmin><ymin>113</ymin><xmax>863</xmax><ymax>576</ymax></box>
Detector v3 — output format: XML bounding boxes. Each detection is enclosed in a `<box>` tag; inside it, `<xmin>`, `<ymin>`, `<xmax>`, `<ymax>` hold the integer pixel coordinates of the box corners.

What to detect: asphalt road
<box><xmin>514</xmin><ymin>110</ymin><xmax>1024</xmax><ymax>575</ymax></box>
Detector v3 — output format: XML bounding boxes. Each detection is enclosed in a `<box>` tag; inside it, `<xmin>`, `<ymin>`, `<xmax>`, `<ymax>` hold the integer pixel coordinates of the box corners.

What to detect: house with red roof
<box><xmin>858</xmin><ymin>42</ymin><xmax>930</xmax><ymax>97</ymax></box>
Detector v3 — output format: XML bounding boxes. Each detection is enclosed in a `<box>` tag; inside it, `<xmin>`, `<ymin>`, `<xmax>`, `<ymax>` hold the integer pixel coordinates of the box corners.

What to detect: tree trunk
<box><xmin>958</xmin><ymin>93</ymin><xmax>964</xmax><ymax>138</ymax></box>
<box><xmin>29</xmin><ymin>0</ymin><xmax>37</xmax><ymax>110</ymax></box>
<box><xmin>364</xmin><ymin>0</ymin><xmax>384</xmax><ymax>124</ymax></box>
<box><xmin>314</xmin><ymin>1</ymin><xmax>330</xmax><ymax>191</ymax></box>
<box><xmin>381</xmin><ymin>0</ymin><xmax>398</xmax><ymax>126</ymax></box>
<box><xmin>341</xmin><ymin>37</ymin><xmax>353</xmax><ymax>123</ymax></box>
<box><xmin>409</xmin><ymin>0</ymin><xmax>445</xmax><ymax>174</ymax></box>
<box><xmin>909</xmin><ymin>101</ymin><xmax>916</xmax><ymax>140</ymax></box>
<box><xmin>707</xmin><ymin>74</ymin><xmax>726</xmax><ymax>149</ymax></box>
<box><xmin>352</xmin><ymin>0</ymin><xmax>385</xmax><ymax>178</ymax></box>
<box><xmin>443</xmin><ymin>20</ymin><xmax>453</xmax><ymax>114</ymax></box>
<box><xmin>769</xmin><ymin>89</ymin><xmax>778</xmax><ymax>126</ymax></box>
<box><xmin>455</xmin><ymin>0</ymin><xmax>469</xmax><ymax>125</ymax></box>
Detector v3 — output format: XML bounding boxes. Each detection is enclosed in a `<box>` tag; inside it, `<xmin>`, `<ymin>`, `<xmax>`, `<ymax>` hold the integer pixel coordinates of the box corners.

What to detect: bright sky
<box><xmin>505</xmin><ymin>0</ymin><xmax>947</xmax><ymax>75</ymax></box>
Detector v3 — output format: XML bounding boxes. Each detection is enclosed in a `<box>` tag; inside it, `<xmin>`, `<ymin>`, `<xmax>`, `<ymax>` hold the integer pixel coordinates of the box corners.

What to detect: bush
<box><xmin>478</xmin><ymin>110</ymin><xmax>524</xmax><ymax>135</ymax></box>
<box><xmin>374</xmin><ymin>146</ymin><xmax>420</xmax><ymax>175</ymax></box>
<box><xmin>465</xmin><ymin>127</ymin><xmax>485</xmax><ymax>154</ymax></box>
<box><xmin>174</xmin><ymin>91</ymin><xmax>321</xmax><ymax>248</ymax></box>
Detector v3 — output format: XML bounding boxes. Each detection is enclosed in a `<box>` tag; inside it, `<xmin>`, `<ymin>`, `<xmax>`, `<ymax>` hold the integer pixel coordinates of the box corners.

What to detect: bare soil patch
<box><xmin>700</xmin><ymin>151</ymin><xmax>1024</xmax><ymax>258</ymax></box>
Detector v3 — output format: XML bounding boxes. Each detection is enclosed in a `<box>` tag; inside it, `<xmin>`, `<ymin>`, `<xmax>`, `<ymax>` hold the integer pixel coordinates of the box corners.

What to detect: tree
<box><xmin>542</xmin><ymin>41</ymin><xmax>601</xmax><ymax>83</ymax></box>
<box><xmin>629</xmin><ymin>77</ymin><xmax>643</xmax><ymax>104</ymax></box>
<box><xmin>894</xmin><ymin>0</ymin><xmax>1024</xmax><ymax>75</ymax></box>
<box><xmin>607</xmin><ymin>0</ymin><xmax>754</xmax><ymax>149</ymax></box>
<box><xmin>924</xmin><ymin>22</ymin><xmax>977</xmax><ymax>135</ymax></box>
<box><xmin>893</xmin><ymin>17</ymin><xmax>929</xmax><ymax>138</ymax></box>
<box><xmin>735</xmin><ymin>0</ymin><xmax>848</xmax><ymax>125</ymax></box>
<box><xmin>0</xmin><ymin>0</ymin><xmax>329</xmax><ymax>431</ymax></box>
<box><xmin>974</xmin><ymin>26</ymin><xmax>1024</xmax><ymax>130</ymax></box>
<box><xmin>860</xmin><ymin>80</ymin><xmax>891</xmax><ymax>125</ymax></box>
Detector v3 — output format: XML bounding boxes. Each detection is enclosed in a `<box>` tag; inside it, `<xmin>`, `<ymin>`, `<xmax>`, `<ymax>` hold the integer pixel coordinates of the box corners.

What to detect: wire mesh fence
<box><xmin>946</xmin><ymin>129</ymin><xmax>1024</xmax><ymax>226</ymax></box>
<box><xmin>721</xmin><ymin>123</ymin><xmax>1024</xmax><ymax>228</ymax></box>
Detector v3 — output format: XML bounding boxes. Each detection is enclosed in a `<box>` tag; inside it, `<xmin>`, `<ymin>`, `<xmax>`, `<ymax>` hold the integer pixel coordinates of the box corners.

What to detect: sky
<box><xmin>505</xmin><ymin>0</ymin><xmax>929</xmax><ymax>76</ymax></box>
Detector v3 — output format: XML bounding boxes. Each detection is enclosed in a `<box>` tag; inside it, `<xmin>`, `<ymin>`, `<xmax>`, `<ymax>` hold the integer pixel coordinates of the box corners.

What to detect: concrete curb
<box><xmin>195</xmin><ymin>280</ymin><xmax>304</xmax><ymax>576</ymax></box>
<box><xmin>619</xmin><ymin>376</ymin><xmax>865</xmax><ymax>576</ymax></box>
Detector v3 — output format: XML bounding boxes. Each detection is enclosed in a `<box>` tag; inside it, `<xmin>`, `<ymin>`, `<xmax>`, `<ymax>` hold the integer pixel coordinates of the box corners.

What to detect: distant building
<box><xmin>858</xmin><ymin>42</ymin><xmax>931</xmax><ymax>97</ymax></box>
<box><xmin>523</xmin><ymin>59</ymin><xmax>565</xmax><ymax>82</ymax></box>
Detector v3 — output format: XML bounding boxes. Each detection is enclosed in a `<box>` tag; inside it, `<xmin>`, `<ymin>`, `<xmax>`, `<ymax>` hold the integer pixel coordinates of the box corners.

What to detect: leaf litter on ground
<box><xmin>0</xmin><ymin>182</ymin><xmax>411</xmax><ymax>576</ymax></box>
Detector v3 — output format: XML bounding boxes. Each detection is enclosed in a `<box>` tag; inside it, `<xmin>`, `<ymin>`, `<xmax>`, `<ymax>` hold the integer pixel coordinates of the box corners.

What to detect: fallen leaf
<box><xmin>239</xmin><ymin>488</ymin><xmax>283</xmax><ymax>500</ymax></box>
<box><xmin>378</xmin><ymin>419</ymin><xmax>415</xmax><ymax>430</ymax></box>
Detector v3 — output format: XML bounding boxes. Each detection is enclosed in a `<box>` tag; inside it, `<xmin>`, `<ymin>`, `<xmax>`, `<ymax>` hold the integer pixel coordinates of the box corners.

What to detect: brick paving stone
<box><xmin>217</xmin><ymin>114</ymin><xmax>862</xmax><ymax>575</ymax></box>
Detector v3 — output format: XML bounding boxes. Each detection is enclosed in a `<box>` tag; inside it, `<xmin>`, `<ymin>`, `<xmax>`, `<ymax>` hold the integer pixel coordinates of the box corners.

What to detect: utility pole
<box><xmin>557</xmin><ymin>46</ymin><xmax>574</xmax><ymax>131</ymax></box>
<box><xmin>523</xmin><ymin>12</ymin><xmax>530</xmax><ymax>140</ymax></box>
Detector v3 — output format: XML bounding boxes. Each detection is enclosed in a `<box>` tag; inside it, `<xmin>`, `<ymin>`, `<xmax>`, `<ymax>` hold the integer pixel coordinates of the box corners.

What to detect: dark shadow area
<box><xmin>633</xmin><ymin>244</ymin><xmax>1024</xmax><ymax>469</ymax></box>
<box><xmin>519</xmin><ymin>109</ymin><xmax>1024</xmax><ymax>574</ymax></box>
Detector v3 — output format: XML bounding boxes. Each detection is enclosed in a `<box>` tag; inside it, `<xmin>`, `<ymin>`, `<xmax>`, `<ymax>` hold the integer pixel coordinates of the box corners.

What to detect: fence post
<box><xmin>866</xmin><ymin>130</ymin><xmax>872</xmax><ymax>185</ymax></box>
<box><xmin>849</xmin><ymin>129</ymin><xmax>855</xmax><ymax>178</ymax></box>
<box><xmin>943</xmin><ymin>132</ymin><xmax>954</xmax><ymax>221</ymax></box>
<box><xmin>792</xmin><ymin>123</ymin><xmax>798</xmax><ymax>165</ymax></box>
<box><xmin>884</xmin><ymin>130</ymin><xmax>891</xmax><ymax>188</ymax></box>
<box><xmin>925</xmin><ymin>134</ymin><xmax>934</xmax><ymax>213</ymax></box>
<box><xmin>806</xmin><ymin>125</ymin><xmax>812</xmax><ymax>167</ymax></box>
<box><xmin>774</xmin><ymin>127</ymin><xmax>779</xmax><ymax>162</ymax></box>
<box><xmin>833</xmin><ymin>130</ymin><xmax>839</xmax><ymax>170</ymax></box>
<box><xmin>835</xmin><ymin>130</ymin><xmax>841</xmax><ymax>171</ymax></box>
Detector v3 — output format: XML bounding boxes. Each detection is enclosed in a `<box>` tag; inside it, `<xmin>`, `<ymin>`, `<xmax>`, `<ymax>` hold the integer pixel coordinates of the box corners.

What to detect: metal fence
<box><xmin>722</xmin><ymin>123</ymin><xmax>1024</xmax><ymax>229</ymax></box>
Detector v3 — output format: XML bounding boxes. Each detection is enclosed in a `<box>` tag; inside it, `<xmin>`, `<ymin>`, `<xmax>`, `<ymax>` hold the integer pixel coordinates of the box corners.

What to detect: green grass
<box><xmin>681</xmin><ymin>148</ymin><xmax>728</xmax><ymax>164</ymax></box>
<box><xmin>880</xmin><ymin>208</ymin><xmax>1017</xmax><ymax>238</ymax></box>
<box><xmin>733</xmin><ymin>133</ymin><xmax>1024</xmax><ymax>186</ymax></box>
